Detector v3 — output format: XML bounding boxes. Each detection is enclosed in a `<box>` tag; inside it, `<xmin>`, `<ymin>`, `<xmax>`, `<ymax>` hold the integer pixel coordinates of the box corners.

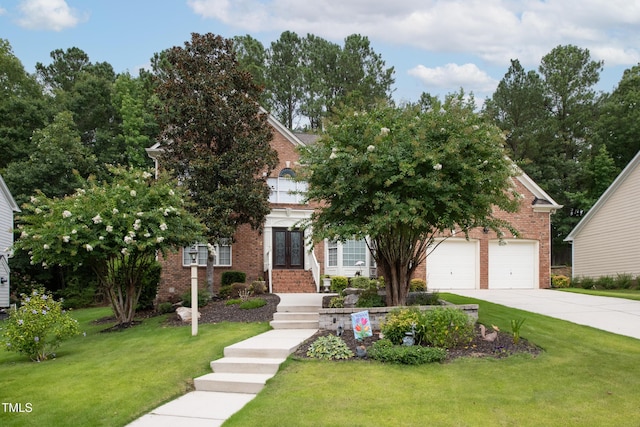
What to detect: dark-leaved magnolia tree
<box><xmin>154</xmin><ymin>33</ymin><xmax>278</xmax><ymax>289</ymax></box>
<box><xmin>299</xmin><ymin>96</ymin><xmax>520</xmax><ymax>306</ymax></box>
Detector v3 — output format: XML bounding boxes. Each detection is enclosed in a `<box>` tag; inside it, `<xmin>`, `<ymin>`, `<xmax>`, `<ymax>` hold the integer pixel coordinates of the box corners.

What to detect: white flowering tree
<box><xmin>299</xmin><ymin>96</ymin><xmax>520</xmax><ymax>306</ymax></box>
<box><xmin>13</xmin><ymin>167</ymin><xmax>205</xmax><ymax>325</ymax></box>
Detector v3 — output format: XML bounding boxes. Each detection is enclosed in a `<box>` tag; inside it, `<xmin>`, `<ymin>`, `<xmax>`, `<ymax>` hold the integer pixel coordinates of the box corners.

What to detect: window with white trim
<box><xmin>182</xmin><ymin>241</ymin><xmax>232</xmax><ymax>267</ymax></box>
<box><xmin>342</xmin><ymin>239</ymin><xmax>367</xmax><ymax>266</ymax></box>
<box><xmin>268</xmin><ymin>168</ymin><xmax>308</xmax><ymax>204</ymax></box>
<box><xmin>328</xmin><ymin>240</ymin><xmax>338</xmax><ymax>267</ymax></box>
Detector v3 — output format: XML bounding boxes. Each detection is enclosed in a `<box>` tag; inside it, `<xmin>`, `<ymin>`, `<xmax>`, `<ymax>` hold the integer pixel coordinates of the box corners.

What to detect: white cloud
<box><xmin>408</xmin><ymin>63</ymin><xmax>498</xmax><ymax>94</ymax></box>
<box><xmin>16</xmin><ymin>0</ymin><xmax>86</xmax><ymax>31</ymax></box>
<box><xmin>0</xmin><ymin>7</ymin><xmax>7</xmax><ymax>16</ymax></box>
<box><xmin>186</xmin><ymin>0</ymin><xmax>640</xmax><ymax>69</ymax></box>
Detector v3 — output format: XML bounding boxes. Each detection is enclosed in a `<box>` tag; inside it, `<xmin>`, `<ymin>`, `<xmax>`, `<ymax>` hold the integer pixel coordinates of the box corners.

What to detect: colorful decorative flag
<box><xmin>351</xmin><ymin>310</ymin><xmax>373</xmax><ymax>340</ymax></box>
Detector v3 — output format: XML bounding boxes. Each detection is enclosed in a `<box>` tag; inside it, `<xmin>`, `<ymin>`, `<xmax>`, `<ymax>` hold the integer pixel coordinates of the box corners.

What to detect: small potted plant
<box><xmin>322</xmin><ymin>275</ymin><xmax>331</xmax><ymax>293</ymax></box>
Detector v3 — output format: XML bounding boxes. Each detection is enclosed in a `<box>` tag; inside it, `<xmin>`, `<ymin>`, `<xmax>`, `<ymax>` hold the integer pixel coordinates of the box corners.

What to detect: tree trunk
<box><xmin>380</xmin><ymin>256</ymin><xmax>410</xmax><ymax>306</ymax></box>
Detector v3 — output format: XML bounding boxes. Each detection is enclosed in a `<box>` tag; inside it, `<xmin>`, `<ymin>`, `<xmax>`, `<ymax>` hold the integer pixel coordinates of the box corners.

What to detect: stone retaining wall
<box><xmin>318</xmin><ymin>302</ymin><xmax>479</xmax><ymax>331</ymax></box>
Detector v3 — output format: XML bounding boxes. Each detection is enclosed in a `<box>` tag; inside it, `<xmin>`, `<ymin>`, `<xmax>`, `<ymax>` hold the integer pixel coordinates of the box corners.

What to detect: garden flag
<box><xmin>351</xmin><ymin>310</ymin><xmax>373</xmax><ymax>340</ymax></box>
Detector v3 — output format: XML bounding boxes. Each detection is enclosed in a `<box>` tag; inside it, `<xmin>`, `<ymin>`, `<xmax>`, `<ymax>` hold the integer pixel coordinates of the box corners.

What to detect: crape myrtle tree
<box><xmin>13</xmin><ymin>167</ymin><xmax>205</xmax><ymax>325</ymax></box>
<box><xmin>154</xmin><ymin>33</ymin><xmax>278</xmax><ymax>291</ymax></box>
<box><xmin>299</xmin><ymin>95</ymin><xmax>520</xmax><ymax>306</ymax></box>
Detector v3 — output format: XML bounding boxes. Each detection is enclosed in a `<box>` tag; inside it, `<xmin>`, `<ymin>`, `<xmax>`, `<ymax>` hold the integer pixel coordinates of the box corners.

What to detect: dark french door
<box><xmin>273</xmin><ymin>228</ymin><xmax>304</xmax><ymax>269</ymax></box>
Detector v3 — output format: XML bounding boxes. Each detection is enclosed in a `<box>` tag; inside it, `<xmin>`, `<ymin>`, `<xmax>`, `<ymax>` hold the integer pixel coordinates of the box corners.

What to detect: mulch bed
<box><xmin>292</xmin><ymin>325</ymin><xmax>541</xmax><ymax>362</ymax></box>
<box><xmin>164</xmin><ymin>293</ymin><xmax>281</xmax><ymax>326</ymax></box>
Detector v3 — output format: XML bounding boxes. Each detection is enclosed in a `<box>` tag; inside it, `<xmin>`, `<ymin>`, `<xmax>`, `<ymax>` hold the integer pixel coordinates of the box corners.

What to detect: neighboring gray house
<box><xmin>565</xmin><ymin>150</ymin><xmax>640</xmax><ymax>279</ymax></box>
<box><xmin>0</xmin><ymin>174</ymin><xmax>20</xmax><ymax>307</ymax></box>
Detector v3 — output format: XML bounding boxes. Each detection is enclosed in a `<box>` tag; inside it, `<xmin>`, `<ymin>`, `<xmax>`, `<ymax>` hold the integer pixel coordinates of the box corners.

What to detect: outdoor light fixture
<box><xmin>0</xmin><ymin>277</ymin><xmax>7</xmax><ymax>284</ymax></box>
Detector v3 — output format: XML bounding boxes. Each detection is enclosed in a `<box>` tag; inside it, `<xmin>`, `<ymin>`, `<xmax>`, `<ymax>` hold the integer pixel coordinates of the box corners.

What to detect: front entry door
<box><xmin>273</xmin><ymin>228</ymin><xmax>304</xmax><ymax>269</ymax></box>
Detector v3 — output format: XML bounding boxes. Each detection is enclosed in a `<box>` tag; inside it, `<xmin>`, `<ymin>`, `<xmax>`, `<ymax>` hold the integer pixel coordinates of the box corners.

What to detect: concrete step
<box><xmin>276</xmin><ymin>304</ymin><xmax>320</xmax><ymax>313</ymax></box>
<box><xmin>223</xmin><ymin>329</ymin><xmax>317</xmax><ymax>358</ymax></box>
<box><xmin>270</xmin><ymin>319</ymin><xmax>319</xmax><ymax>329</ymax></box>
<box><xmin>210</xmin><ymin>357</ymin><xmax>286</xmax><ymax>375</ymax></box>
<box><xmin>194</xmin><ymin>372</ymin><xmax>274</xmax><ymax>394</ymax></box>
<box><xmin>272</xmin><ymin>312</ymin><xmax>319</xmax><ymax>321</ymax></box>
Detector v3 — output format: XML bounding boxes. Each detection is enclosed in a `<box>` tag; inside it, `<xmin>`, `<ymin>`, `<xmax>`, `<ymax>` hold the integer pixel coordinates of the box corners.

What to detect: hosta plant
<box><xmin>3</xmin><ymin>289</ymin><xmax>80</xmax><ymax>361</ymax></box>
<box><xmin>306</xmin><ymin>334</ymin><xmax>354</xmax><ymax>360</ymax></box>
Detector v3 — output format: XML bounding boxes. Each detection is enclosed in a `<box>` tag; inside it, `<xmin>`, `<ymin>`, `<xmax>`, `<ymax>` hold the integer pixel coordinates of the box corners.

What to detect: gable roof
<box><xmin>514</xmin><ymin>168</ymin><xmax>562</xmax><ymax>213</ymax></box>
<box><xmin>565</xmin><ymin>150</ymin><xmax>640</xmax><ymax>241</ymax></box>
<box><xmin>0</xmin><ymin>174</ymin><xmax>20</xmax><ymax>213</ymax></box>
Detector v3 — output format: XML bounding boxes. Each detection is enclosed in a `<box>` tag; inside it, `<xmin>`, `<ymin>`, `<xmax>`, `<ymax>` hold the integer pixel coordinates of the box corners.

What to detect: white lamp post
<box><xmin>189</xmin><ymin>246</ymin><xmax>199</xmax><ymax>336</ymax></box>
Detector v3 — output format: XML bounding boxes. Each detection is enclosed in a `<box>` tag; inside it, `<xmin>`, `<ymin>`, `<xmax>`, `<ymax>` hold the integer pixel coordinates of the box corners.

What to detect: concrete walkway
<box><xmin>127</xmin><ymin>293</ymin><xmax>324</xmax><ymax>427</ymax></box>
<box><xmin>450</xmin><ymin>289</ymin><xmax>640</xmax><ymax>340</ymax></box>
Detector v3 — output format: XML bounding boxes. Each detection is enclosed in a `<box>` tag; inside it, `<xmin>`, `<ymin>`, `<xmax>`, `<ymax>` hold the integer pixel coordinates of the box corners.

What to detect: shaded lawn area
<box><xmin>0</xmin><ymin>307</ymin><xmax>270</xmax><ymax>427</ymax></box>
<box><xmin>556</xmin><ymin>287</ymin><xmax>640</xmax><ymax>301</ymax></box>
<box><xmin>224</xmin><ymin>294</ymin><xmax>640</xmax><ymax>427</ymax></box>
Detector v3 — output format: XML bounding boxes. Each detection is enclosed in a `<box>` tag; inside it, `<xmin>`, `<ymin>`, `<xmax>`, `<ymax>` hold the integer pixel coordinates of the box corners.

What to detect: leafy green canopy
<box><xmin>155</xmin><ymin>33</ymin><xmax>278</xmax><ymax>242</ymax></box>
<box><xmin>299</xmin><ymin>98</ymin><xmax>519</xmax><ymax>305</ymax></box>
<box><xmin>13</xmin><ymin>167</ymin><xmax>205</xmax><ymax>324</ymax></box>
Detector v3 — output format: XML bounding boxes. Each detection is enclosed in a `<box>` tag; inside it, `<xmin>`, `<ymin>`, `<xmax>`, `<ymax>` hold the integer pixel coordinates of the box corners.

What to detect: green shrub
<box><xmin>408</xmin><ymin>291</ymin><xmax>440</xmax><ymax>306</ymax></box>
<box><xmin>350</xmin><ymin>276</ymin><xmax>371</xmax><ymax>289</ymax></box>
<box><xmin>137</xmin><ymin>260</ymin><xmax>162</xmax><ymax>311</ymax></box>
<box><xmin>368</xmin><ymin>339</ymin><xmax>446</xmax><ymax>364</ymax></box>
<box><xmin>551</xmin><ymin>274</ymin><xmax>570</xmax><ymax>288</ymax></box>
<box><xmin>181</xmin><ymin>289</ymin><xmax>211</xmax><ymax>308</ymax></box>
<box><xmin>578</xmin><ymin>276</ymin><xmax>595</xmax><ymax>289</ymax></box>
<box><xmin>355</xmin><ymin>289</ymin><xmax>385</xmax><ymax>307</ymax></box>
<box><xmin>409</xmin><ymin>278</ymin><xmax>427</xmax><ymax>291</ymax></box>
<box><xmin>157</xmin><ymin>302</ymin><xmax>174</xmax><ymax>314</ymax></box>
<box><xmin>58</xmin><ymin>278</ymin><xmax>98</xmax><ymax>309</ymax></box>
<box><xmin>240</xmin><ymin>298</ymin><xmax>267</xmax><ymax>309</ymax></box>
<box><xmin>596</xmin><ymin>275</ymin><xmax>616</xmax><ymax>289</ymax></box>
<box><xmin>225</xmin><ymin>298</ymin><xmax>242</xmax><ymax>306</ymax></box>
<box><xmin>221</xmin><ymin>271</ymin><xmax>246</xmax><ymax>287</ymax></box>
<box><xmin>423</xmin><ymin>307</ymin><xmax>475</xmax><ymax>348</ymax></box>
<box><xmin>330</xmin><ymin>276</ymin><xmax>349</xmax><ymax>294</ymax></box>
<box><xmin>328</xmin><ymin>296</ymin><xmax>344</xmax><ymax>308</ymax></box>
<box><xmin>218</xmin><ymin>285</ymin><xmax>232</xmax><ymax>299</ymax></box>
<box><xmin>2</xmin><ymin>288</ymin><xmax>80</xmax><ymax>361</ymax></box>
<box><xmin>615</xmin><ymin>273</ymin><xmax>633</xmax><ymax>289</ymax></box>
<box><xmin>306</xmin><ymin>335</ymin><xmax>354</xmax><ymax>360</ymax></box>
<box><xmin>250</xmin><ymin>280</ymin><xmax>266</xmax><ymax>294</ymax></box>
<box><xmin>380</xmin><ymin>307</ymin><xmax>425</xmax><ymax>345</ymax></box>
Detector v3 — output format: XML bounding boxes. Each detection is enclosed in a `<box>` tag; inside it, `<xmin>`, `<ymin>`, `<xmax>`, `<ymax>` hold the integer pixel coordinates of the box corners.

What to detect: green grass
<box><xmin>556</xmin><ymin>287</ymin><xmax>640</xmax><ymax>301</ymax></box>
<box><xmin>0</xmin><ymin>307</ymin><xmax>270</xmax><ymax>427</ymax></box>
<box><xmin>224</xmin><ymin>294</ymin><xmax>640</xmax><ymax>427</ymax></box>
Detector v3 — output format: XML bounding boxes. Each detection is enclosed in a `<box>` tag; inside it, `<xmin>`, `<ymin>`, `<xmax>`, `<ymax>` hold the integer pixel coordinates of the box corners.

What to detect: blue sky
<box><xmin>1</xmin><ymin>0</ymin><xmax>639</xmax><ymax>104</ymax></box>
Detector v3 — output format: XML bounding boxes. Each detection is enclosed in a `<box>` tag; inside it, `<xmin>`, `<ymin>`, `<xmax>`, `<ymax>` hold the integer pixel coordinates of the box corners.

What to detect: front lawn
<box><xmin>0</xmin><ymin>307</ymin><xmax>270</xmax><ymax>427</ymax></box>
<box><xmin>224</xmin><ymin>294</ymin><xmax>640</xmax><ymax>427</ymax></box>
<box><xmin>556</xmin><ymin>287</ymin><xmax>640</xmax><ymax>301</ymax></box>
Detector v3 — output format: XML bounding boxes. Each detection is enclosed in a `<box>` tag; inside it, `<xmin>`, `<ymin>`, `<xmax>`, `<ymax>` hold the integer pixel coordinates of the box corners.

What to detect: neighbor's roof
<box><xmin>0</xmin><ymin>174</ymin><xmax>20</xmax><ymax>213</ymax></box>
<box><xmin>565</xmin><ymin>150</ymin><xmax>640</xmax><ymax>241</ymax></box>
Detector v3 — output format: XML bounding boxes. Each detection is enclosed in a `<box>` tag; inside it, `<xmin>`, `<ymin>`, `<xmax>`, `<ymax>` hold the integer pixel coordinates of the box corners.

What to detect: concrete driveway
<box><xmin>450</xmin><ymin>289</ymin><xmax>640</xmax><ymax>340</ymax></box>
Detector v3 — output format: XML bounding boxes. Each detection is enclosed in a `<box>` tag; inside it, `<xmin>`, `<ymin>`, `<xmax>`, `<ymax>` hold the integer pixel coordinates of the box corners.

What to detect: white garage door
<box><xmin>427</xmin><ymin>239</ymin><xmax>478</xmax><ymax>290</ymax></box>
<box><xmin>488</xmin><ymin>240</ymin><xmax>538</xmax><ymax>289</ymax></box>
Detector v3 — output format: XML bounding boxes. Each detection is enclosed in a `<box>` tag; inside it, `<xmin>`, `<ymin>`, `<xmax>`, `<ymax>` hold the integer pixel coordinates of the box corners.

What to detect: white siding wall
<box><xmin>0</xmin><ymin>191</ymin><xmax>13</xmax><ymax>307</ymax></box>
<box><xmin>573</xmin><ymin>164</ymin><xmax>640</xmax><ymax>278</ymax></box>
